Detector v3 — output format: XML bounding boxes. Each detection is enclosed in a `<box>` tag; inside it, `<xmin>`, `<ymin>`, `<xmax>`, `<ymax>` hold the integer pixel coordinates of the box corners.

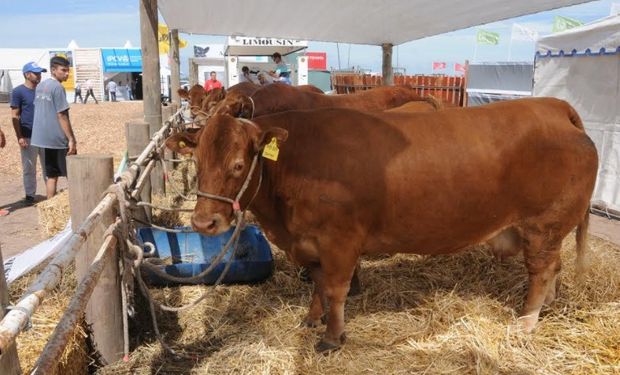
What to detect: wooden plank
<box><xmin>0</xmin><ymin>246</ymin><xmax>21</xmax><ymax>375</ymax></box>
<box><xmin>68</xmin><ymin>155</ymin><xmax>123</xmax><ymax>364</ymax></box>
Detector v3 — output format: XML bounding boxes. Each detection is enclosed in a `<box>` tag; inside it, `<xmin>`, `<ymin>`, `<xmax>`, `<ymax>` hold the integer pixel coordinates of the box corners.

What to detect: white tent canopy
<box><xmin>534</xmin><ymin>15</ymin><xmax>620</xmax><ymax>212</ymax></box>
<box><xmin>158</xmin><ymin>0</ymin><xmax>591</xmax><ymax>45</ymax></box>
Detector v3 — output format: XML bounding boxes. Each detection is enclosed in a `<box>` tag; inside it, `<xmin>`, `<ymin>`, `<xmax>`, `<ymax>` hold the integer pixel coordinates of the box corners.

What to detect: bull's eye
<box><xmin>232</xmin><ymin>161</ymin><xmax>244</xmax><ymax>175</ymax></box>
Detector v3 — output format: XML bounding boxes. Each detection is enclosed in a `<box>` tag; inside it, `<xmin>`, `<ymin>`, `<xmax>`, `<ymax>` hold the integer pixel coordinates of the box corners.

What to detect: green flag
<box><xmin>476</xmin><ymin>29</ymin><xmax>500</xmax><ymax>45</ymax></box>
<box><xmin>552</xmin><ymin>16</ymin><xmax>583</xmax><ymax>32</ymax></box>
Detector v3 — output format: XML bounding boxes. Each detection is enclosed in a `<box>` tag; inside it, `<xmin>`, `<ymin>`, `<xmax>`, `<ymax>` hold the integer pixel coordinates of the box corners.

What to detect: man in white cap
<box><xmin>10</xmin><ymin>61</ymin><xmax>47</xmax><ymax>205</ymax></box>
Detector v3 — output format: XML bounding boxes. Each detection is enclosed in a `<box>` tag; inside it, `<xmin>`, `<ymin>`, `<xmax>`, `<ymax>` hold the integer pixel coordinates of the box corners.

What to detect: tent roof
<box><xmin>159</xmin><ymin>0</ymin><xmax>592</xmax><ymax>46</ymax></box>
<box><xmin>536</xmin><ymin>15</ymin><xmax>620</xmax><ymax>56</ymax></box>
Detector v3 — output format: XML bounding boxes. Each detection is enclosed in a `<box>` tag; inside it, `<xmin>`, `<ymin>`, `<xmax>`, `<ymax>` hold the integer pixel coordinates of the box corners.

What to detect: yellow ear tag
<box><xmin>178</xmin><ymin>140</ymin><xmax>187</xmax><ymax>149</ymax></box>
<box><xmin>262</xmin><ymin>137</ymin><xmax>280</xmax><ymax>161</ymax></box>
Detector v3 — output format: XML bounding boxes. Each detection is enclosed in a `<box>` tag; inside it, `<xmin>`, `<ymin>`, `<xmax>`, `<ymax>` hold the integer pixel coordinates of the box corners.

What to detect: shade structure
<box><xmin>158</xmin><ymin>0</ymin><xmax>592</xmax><ymax>45</ymax></box>
<box><xmin>534</xmin><ymin>15</ymin><xmax>620</xmax><ymax>212</ymax></box>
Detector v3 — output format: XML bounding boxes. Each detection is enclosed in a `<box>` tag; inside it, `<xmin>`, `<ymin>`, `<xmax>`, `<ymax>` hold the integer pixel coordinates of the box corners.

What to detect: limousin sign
<box><xmin>226</xmin><ymin>36</ymin><xmax>308</xmax><ymax>56</ymax></box>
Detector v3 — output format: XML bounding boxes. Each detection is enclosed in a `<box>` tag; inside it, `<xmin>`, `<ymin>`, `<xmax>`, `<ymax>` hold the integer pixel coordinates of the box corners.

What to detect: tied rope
<box><xmin>107</xmin><ymin>138</ymin><xmax>265</xmax><ymax>359</ymax></box>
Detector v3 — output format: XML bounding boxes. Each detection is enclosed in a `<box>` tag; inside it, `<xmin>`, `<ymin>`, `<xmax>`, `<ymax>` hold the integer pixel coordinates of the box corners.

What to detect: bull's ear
<box><xmin>165</xmin><ymin>130</ymin><xmax>201</xmax><ymax>155</ymax></box>
<box><xmin>237</xmin><ymin>96</ymin><xmax>254</xmax><ymax>118</ymax></box>
<box><xmin>257</xmin><ymin>127</ymin><xmax>288</xmax><ymax>149</ymax></box>
<box><xmin>177</xmin><ymin>88</ymin><xmax>189</xmax><ymax>99</ymax></box>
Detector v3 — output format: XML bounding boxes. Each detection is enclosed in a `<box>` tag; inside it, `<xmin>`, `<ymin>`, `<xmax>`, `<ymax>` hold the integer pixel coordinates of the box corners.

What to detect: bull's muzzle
<box><xmin>191</xmin><ymin>211</ymin><xmax>227</xmax><ymax>235</ymax></box>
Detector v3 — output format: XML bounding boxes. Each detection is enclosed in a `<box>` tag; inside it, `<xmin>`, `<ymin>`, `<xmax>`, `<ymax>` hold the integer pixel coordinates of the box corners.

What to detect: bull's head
<box><xmin>165</xmin><ymin>115</ymin><xmax>287</xmax><ymax>235</ymax></box>
<box><xmin>211</xmin><ymin>91</ymin><xmax>254</xmax><ymax>119</ymax></box>
<box><xmin>178</xmin><ymin>84</ymin><xmax>207</xmax><ymax>118</ymax></box>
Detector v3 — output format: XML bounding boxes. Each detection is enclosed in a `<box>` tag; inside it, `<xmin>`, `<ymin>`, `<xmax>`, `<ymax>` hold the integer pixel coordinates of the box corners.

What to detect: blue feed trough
<box><xmin>137</xmin><ymin>225</ymin><xmax>273</xmax><ymax>286</ymax></box>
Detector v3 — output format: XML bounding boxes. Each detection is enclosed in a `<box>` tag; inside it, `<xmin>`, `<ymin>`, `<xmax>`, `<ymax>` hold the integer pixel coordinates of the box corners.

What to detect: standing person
<box><xmin>31</xmin><ymin>56</ymin><xmax>77</xmax><ymax>199</ymax></box>
<box><xmin>269</xmin><ymin>52</ymin><xmax>291</xmax><ymax>85</ymax></box>
<box><xmin>203</xmin><ymin>71</ymin><xmax>223</xmax><ymax>92</ymax></box>
<box><xmin>106</xmin><ymin>80</ymin><xmax>117</xmax><ymax>102</ymax></box>
<box><xmin>73</xmin><ymin>81</ymin><xmax>83</xmax><ymax>103</ymax></box>
<box><xmin>126</xmin><ymin>80</ymin><xmax>133</xmax><ymax>100</ymax></box>
<box><xmin>83</xmin><ymin>78</ymin><xmax>98</xmax><ymax>104</ymax></box>
<box><xmin>10</xmin><ymin>61</ymin><xmax>48</xmax><ymax>205</ymax></box>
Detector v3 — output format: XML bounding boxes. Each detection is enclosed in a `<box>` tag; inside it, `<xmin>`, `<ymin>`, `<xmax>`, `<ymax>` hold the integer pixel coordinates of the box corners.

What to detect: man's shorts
<box><xmin>44</xmin><ymin>148</ymin><xmax>68</xmax><ymax>178</ymax></box>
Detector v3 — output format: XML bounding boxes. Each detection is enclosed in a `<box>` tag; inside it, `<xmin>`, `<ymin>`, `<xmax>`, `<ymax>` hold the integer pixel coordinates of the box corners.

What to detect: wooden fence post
<box><xmin>0</xmin><ymin>246</ymin><xmax>21</xmax><ymax>374</ymax></box>
<box><xmin>125</xmin><ymin>121</ymin><xmax>152</xmax><ymax>222</ymax></box>
<box><xmin>67</xmin><ymin>155</ymin><xmax>123</xmax><ymax>364</ymax></box>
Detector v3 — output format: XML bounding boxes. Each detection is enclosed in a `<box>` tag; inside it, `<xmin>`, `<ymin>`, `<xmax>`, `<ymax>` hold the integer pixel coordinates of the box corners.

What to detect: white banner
<box><xmin>3</xmin><ymin>221</ymin><xmax>72</xmax><ymax>285</ymax></box>
<box><xmin>511</xmin><ymin>23</ymin><xmax>539</xmax><ymax>41</ymax></box>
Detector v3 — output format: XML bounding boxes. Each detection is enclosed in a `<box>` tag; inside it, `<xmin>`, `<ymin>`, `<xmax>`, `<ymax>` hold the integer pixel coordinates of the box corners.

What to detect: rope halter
<box><xmin>195</xmin><ymin>151</ymin><xmax>262</xmax><ymax>215</ymax></box>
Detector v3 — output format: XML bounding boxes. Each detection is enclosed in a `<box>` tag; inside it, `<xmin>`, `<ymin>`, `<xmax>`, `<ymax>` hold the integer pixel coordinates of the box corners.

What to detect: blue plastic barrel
<box><xmin>137</xmin><ymin>225</ymin><xmax>273</xmax><ymax>286</ymax></box>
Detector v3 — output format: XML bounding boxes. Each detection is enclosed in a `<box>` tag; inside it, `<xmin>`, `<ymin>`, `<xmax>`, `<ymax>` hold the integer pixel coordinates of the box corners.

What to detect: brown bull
<box><xmin>178</xmin><ymin>82</ymin><xmax>261</xmax><ymax>118</ymax></box>
<box><xmin>165</xmin><ymin>98</ymin><xmax>597</xmax><ymax>352</ymax></box>
<box><xmin>212</xmin><ymin>84</ymin><xmax>435</xmax><ymax>118</ymax></box>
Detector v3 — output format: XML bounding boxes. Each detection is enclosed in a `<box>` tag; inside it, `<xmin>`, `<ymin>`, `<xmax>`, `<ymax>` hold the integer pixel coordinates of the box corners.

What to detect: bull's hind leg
<box><xmin>519</xmin><ymin>227</ymin><xmax>563</xmax><ymax>333</ymax></box>
<box><xmin>315</xmin><ymin>253</ymin><xmax>359</xmax><ymax>353</ymax></box>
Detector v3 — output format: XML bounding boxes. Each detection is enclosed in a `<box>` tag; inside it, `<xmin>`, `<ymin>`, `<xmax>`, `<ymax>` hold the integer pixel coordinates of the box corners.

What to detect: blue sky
<box><xmin>0</xmin><ymin>0</ymin><xmax>617</xmax><ymax>76</ymax></box>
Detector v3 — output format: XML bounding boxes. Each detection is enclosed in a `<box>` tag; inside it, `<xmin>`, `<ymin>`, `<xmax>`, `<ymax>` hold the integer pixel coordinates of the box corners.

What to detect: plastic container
<box><xmin>137</xmin><ymin>225</ymin><xmax>273</xmax><ymax>286</ymax></box>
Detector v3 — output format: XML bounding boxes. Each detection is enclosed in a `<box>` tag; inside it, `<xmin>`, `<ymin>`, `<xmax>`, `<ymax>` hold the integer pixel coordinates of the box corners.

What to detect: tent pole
<box><xmin>139</xmin><ymin>0</ymin><xmax>164</xmax><ymax>194</ymax></box>
<box><xmin>382</xmin><ymin>43</ymin><xmax>393</xmax><ymax>86</ymax></box>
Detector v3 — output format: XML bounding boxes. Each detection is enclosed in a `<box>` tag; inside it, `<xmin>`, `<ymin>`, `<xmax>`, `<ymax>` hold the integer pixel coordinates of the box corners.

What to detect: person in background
<box><xmin>269</xmin><ymin>52</ymin><xmax>291</xmax><ymax>85</ymax></box>
<box><xmin>204</xmin><ymin>71</ymin><xmax>223</xmax><ymax>92</ymax></box>
<box><xmin>10</xmin><ymin>61</ymin><xmax>48</xmax><ymax>205</ymax></box>
<box><xmin>240</xmin><ymin>66</ymin><xmax>258</xmax><ymax>84</ymax></box>
<box><xmin>107</xmin><ymin>80</ymin><xmax>118</xmax><ymax>102</ymax></box>
<box><xmin>83</xmin><ymin>78</ymin><xmax>98</xmax><ymax>104</ymax></box>
<box><xmin>31</xmin><ymin>56</ymin><xmax>77</xmax><ymax>199</ymax></box>
<box><xmin>127</xmin><ymin>80</ymin><xmax>133</xmax><ymax>100</ymax></box>
<box><xmin>73</xmin><ymin>81</ymin><xmax>83</xmax><ymax>103</ymax></box>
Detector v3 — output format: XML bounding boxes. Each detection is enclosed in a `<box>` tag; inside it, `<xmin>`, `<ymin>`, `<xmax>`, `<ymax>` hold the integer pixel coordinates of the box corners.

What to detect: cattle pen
<box><xmin>0</xmin><ymin>105</ymin><xmax>189</xmax><ymax>373</ymax></box>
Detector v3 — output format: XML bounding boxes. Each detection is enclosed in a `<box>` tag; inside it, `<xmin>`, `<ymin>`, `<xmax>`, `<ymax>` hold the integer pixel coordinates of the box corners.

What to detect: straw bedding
<box><xmin>6</xmin><ymin>103</ymin><xmax>620</xmax><ymax>374</ymax></box>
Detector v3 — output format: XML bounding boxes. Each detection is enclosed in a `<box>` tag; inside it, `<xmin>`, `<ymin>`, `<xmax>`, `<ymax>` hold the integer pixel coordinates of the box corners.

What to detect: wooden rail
<box><xmin>331</xmin><ymin>73</ymin><xmax>466</xmax><ymax>107</ymax></box>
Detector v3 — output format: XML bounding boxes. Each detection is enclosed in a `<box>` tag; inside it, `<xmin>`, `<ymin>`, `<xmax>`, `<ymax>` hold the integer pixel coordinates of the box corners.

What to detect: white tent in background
<box><xmin>123</xmin><ymin>40</ymin><xmax>133</xmax><ymax>48</ymax></box>
<box><xmin>534</xmin><ymin>15</ymin><xmax>620</xmax><ymax>214</ymax></box>
<box><xmin>67</xmin><ymin>40</ymin><xmax>79</xmax><ymax>49</ymax></box>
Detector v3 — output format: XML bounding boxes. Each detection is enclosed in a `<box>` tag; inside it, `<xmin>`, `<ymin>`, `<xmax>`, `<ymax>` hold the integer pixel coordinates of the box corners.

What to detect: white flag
<box><xmin>611</xmin><ymin>3</ymin><xmax>620</xmax><ymax>16</ymax></box>
<box><xmin>511</xmin><ymin>23</ymin><xmax>539</xmax><ymax>42</ymax></box>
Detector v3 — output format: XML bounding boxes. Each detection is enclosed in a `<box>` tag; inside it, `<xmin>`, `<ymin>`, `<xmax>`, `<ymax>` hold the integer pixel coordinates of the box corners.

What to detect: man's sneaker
<box><xmin>24</xmin><ymin>196</ymin><xmax>35</xmax><ymax>205</ymax></box>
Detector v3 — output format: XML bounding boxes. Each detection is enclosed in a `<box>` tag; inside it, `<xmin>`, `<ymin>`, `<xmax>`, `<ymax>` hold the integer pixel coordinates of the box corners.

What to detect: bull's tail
<box><xmin>424</xmin><ymin>95</ymin><xmax>444</xmax><ymax>110</ymax></box>
<box><xmin>575</xmin><ymin>207</ymin><xmax>590</xmax><ymax>278</ymax></box>
<box><xmin>567</xmin><ymin>103</ymin><xmax>585</xmax><ymax>131</ymax></box>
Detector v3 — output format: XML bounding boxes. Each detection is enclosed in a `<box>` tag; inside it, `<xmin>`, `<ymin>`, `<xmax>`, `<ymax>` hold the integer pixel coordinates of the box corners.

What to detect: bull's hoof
<box><xmin>302</xmin><ymin>317</ymin><xmax>322</xmax><ymax>328</ymax></box>
<box><xmin>515</xmin><ymin>316</ymin><xmax>537</xmax><ymax>333</ymax></box>
<box><xmin>315</xmin><ymin>333</ymin><xmax>346</xmax><ymax>353</ymax></box>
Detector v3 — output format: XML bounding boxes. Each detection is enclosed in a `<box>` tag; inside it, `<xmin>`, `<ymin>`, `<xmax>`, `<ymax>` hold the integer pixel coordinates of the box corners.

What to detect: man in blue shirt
<box><xmin>31</xmin><ymin>56</ymin><xmax>77</xmax><ymax>199</ymax></box>
<box><xmin>10</xmin><ymin>61</ymin><xmax>47</xmax><ymax>205</ymax></box>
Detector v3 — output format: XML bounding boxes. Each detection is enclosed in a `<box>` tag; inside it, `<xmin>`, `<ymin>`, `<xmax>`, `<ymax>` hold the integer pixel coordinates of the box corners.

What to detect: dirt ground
<box><xmin>0</xmin><ymin>101</ymin><xmax>143</xmax><ymax>258</ymax></box>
